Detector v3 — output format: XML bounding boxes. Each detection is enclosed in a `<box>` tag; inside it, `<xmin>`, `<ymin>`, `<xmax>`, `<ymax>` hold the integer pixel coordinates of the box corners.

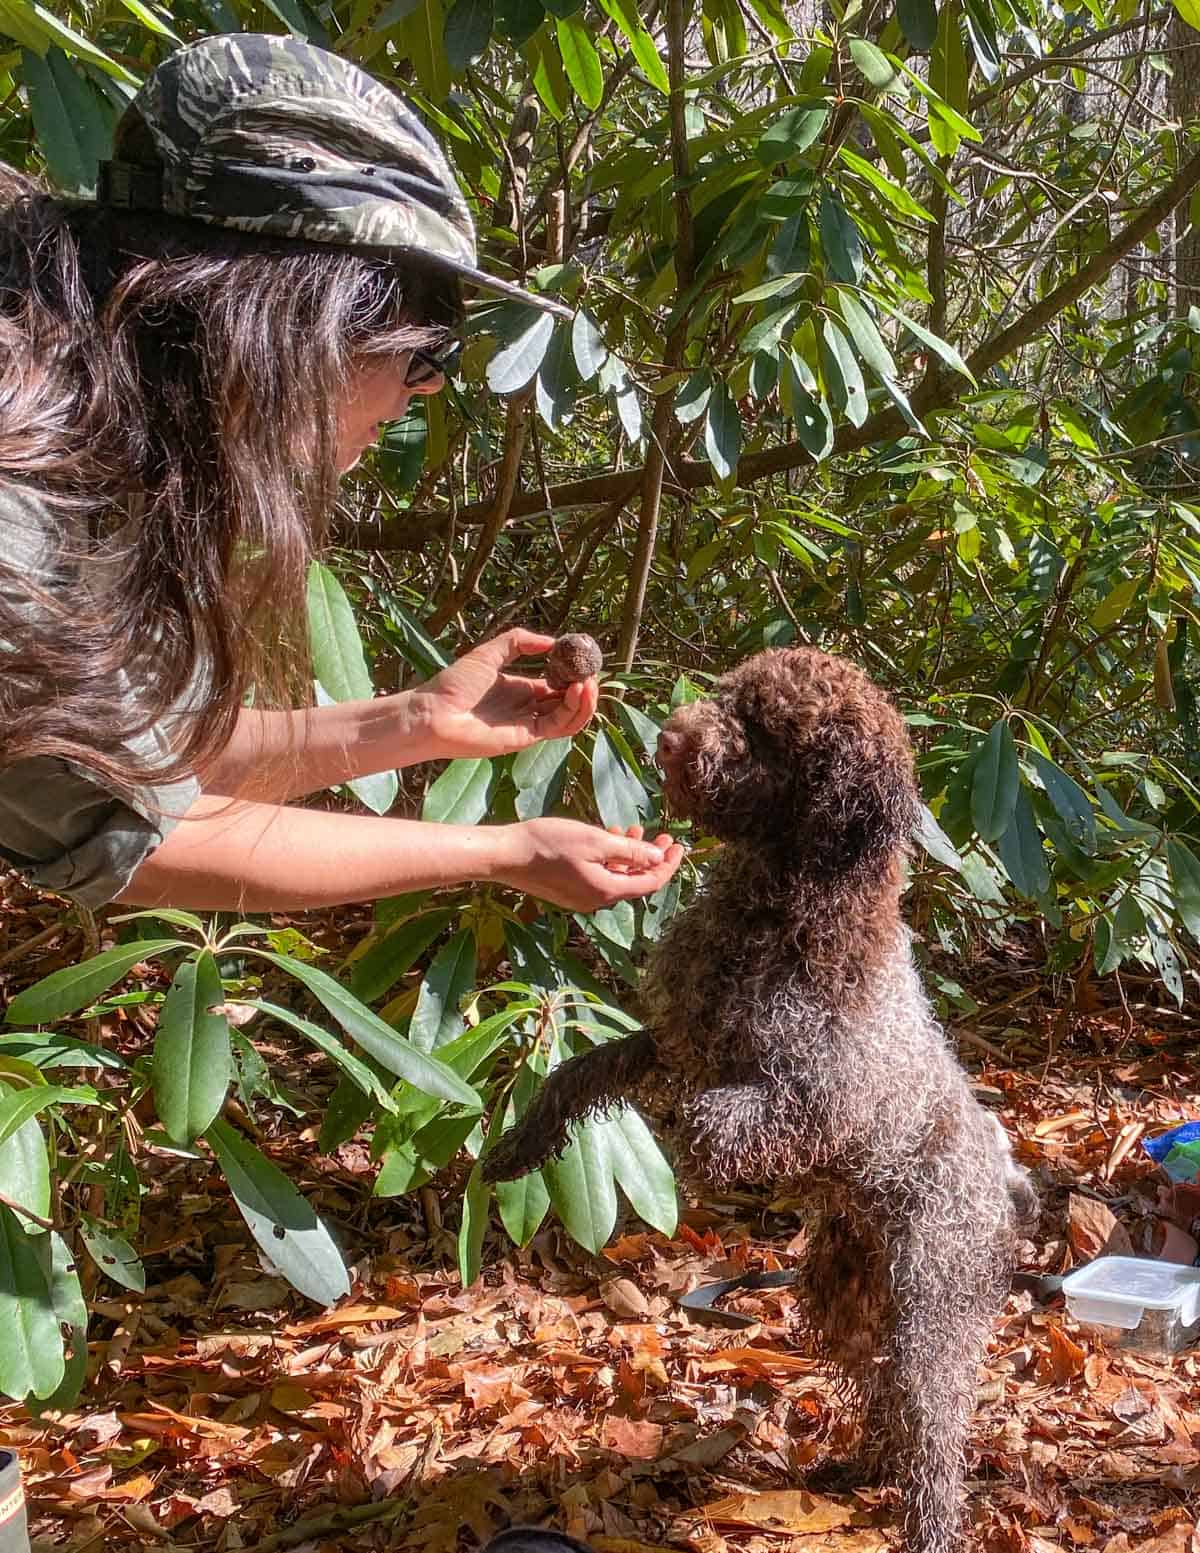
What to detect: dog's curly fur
<box><xmin>484</xmin><ymin>647</ymin><xmax>1036</xmax><ymax>1553</ymax></box>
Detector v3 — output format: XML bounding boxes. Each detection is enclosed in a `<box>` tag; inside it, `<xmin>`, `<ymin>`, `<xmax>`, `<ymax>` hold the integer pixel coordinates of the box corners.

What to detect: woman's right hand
<box><xmin>492</xmin><ymin>818</ymin><xmax>683</xmax><ymax>913</ymax></box>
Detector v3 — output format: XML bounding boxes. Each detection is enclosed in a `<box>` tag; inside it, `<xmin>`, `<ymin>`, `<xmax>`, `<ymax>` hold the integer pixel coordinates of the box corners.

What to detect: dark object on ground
<box><xmin>482</xmin><ymin>1531</ymin><xmax>597</xmax><ymax>1553</ymax></box>
<box><xmin>485</xmin><ymin>647</ymin><xmax>1037</xmax><ymax>1553</ymax></box>
<box><xmin>0</xmin><ymin>1451</ymin><xmax>29</xmax><ymax>1553</ymax></box>
<box><xmin>545</xmin><ymin>633</ymin><xmax>602</xmax><ymax>689</ymax></box>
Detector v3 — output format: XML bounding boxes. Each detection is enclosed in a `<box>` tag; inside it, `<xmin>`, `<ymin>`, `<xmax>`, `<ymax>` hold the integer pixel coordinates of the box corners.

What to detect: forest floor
<box><xmin>0</xmin><ymin>896</ymin><xmax>1198</xmax><ymax>1553</ymax></box>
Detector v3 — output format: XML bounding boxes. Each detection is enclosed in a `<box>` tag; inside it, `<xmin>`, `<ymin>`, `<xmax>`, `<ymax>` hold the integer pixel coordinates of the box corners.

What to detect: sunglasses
<box><xmin>405</xmin><ymin>338</ymin><xmax>463</xmax><ymax>389</ymax></box>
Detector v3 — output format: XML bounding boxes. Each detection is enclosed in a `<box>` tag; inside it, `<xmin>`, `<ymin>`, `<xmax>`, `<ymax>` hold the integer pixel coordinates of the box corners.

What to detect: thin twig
<box><xmin>0</xmin><ymin>1189</ymin><xmax>54</xmax><ymax>1231</ymax></box>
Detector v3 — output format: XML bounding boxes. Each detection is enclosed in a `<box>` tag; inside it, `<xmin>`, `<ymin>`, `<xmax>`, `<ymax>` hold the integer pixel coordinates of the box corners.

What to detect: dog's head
<box><xmin>657</xmin><ymin>647</ymin><xmax>919</xmax><ymax>873</ymax></box>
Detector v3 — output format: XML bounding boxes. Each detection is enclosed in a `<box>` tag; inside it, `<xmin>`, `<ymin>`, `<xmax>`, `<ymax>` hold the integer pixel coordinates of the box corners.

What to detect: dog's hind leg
<box><xmin>483</xmin><ymin>1031</ymin><xmax>659</xmax><ymax>1182</ymax></box>
<box><xmin>875</xmin><ymin>1185</ymin><xmax>1008</xmax><ymax>1553</ymax></box>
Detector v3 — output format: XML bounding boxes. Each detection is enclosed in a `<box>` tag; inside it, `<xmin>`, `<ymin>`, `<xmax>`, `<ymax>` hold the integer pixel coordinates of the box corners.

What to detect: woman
<box><xmin>0</xmin><ymin>33</ymin><xmax>682</xmax><ymax>916</ymax></box>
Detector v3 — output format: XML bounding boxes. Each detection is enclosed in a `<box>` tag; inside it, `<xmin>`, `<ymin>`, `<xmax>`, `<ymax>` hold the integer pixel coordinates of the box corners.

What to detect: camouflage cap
<box><xmin>97</xmin><ymin>33</ymin><xmax>571</xmax><ymax>319</ymax></box>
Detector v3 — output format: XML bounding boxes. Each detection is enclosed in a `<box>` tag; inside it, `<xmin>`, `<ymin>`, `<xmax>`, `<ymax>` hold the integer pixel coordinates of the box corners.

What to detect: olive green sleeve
<box><xmin>0</xmin><ymin>757</ymin><xmax>200</xmax><ymax>909</ymax></box>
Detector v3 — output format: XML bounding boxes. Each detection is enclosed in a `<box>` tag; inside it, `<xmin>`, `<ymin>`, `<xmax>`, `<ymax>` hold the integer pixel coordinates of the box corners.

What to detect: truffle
<box><xmin>545</xmin><ymin>633</ymin><xmax>603</xmax><ymax>689</ymax></box>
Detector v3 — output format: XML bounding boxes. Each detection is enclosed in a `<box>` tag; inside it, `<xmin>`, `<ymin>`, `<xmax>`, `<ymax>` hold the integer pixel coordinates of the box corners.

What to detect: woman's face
<box><xmin>335</xmin><ymin>354</ymin><xmax>444</xmax><ymax>473</ymax></box>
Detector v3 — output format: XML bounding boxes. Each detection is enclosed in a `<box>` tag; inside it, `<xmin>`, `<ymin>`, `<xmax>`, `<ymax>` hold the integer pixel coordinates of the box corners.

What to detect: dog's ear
<box><xmin>790</xmin><ymin>723</ymin><xmax>919</xmax><ymax>875</ymax></box>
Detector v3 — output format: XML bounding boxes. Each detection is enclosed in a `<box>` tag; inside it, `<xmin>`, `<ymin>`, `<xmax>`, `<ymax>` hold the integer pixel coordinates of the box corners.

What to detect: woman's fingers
<box><xmin>469</xmin><ymin>628</ymin><xmax>557</xmax><ymax>671</ymax></box>
<box><xmin>592</xmin><ymin>841</ymin><xmax>684</xmax><ymax>899</ymax></box>
<box><xmin>534</xmin><ymin>677</ymin><xmax>598</xmax><ymax>735</ymax></box>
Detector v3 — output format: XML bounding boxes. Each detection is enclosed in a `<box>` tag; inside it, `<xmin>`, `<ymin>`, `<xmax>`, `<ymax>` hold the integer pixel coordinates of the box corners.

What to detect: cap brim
<box><xmin>394</xmin><ymin>247</ymin><xmax>574</xmax><ymax>320</ymax></box>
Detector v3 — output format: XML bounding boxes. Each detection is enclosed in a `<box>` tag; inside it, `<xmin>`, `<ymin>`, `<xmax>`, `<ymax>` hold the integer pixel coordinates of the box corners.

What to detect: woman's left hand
<box><xmin>412</xmin><ymin>629</ymin><xmax>600</xmax><ymax>760</ymax></box>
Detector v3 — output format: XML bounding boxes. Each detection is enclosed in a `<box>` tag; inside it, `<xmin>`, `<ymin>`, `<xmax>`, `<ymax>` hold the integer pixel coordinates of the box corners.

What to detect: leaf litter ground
<box><xmin>1</xmin><ymin>903</ymin><xmax>1199</xmax><ymax>1553</ymax></box>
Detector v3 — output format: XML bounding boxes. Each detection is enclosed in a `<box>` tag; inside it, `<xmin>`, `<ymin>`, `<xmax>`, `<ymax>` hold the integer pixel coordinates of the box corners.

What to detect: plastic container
<box><xmin>0</xmin><ymin>1449</ymin><xmax>29</xmax><ymax>1553</ymax></box>
<box><xmin>1062</xmin><ymin>1255</ymin><xmax>1200</xmax><ymax>1356</ymax></box>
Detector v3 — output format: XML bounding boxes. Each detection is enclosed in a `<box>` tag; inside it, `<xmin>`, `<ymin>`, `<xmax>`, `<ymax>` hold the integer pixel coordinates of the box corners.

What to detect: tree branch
<box><xmin>425</xmin><ymin>386</ymin><xmax>533</xmax><ymax>633</ymax></box>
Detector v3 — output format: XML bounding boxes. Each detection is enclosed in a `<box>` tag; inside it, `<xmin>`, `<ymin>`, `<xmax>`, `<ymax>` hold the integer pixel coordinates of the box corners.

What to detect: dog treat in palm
<box><xmin>545</xmin><ymin>633</ymin><xmax>602</xmax><ymax>689</ymax></box>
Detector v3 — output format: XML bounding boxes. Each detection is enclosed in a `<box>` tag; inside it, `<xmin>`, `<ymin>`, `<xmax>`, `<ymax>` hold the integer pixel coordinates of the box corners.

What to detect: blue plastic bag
<box><xmin>1144</xmin><ymin>1122</ymin><xmax>1200</xmax><ymax>1183</ymax></box>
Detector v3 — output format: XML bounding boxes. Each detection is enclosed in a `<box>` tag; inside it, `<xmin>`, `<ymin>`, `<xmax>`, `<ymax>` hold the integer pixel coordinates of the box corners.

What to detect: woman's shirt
<box><xmin>0</xmin><ymin>479</ymin><xmax>200</xmax><ymax>907</ymax></box>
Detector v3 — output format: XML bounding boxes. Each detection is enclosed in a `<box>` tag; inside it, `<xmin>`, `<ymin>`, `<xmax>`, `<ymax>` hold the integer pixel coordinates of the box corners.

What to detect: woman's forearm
<box><xmin>115</xmin><ymin>797</ymin><xmax>678</xmax><ymax>914</ymax></box>
<box><xmin>198</xmin><ymin>696</ymin><xmax>435</xmax><ymax>802</ymax></box>
<box><xmin>117</xmin><ymin>794</ymin><xmax>510</xmax><ymax>910</ymax></box>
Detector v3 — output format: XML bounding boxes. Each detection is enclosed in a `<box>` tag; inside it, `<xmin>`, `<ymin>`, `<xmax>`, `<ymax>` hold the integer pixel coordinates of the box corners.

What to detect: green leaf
<box><xmin>255</xmin><ymin>1001</ymin><xmax>398</xmax><ymax>1110</ymax></box>
<box><xmin>570</xmin><ymin>310</ymin><xmax>608</xmax><ymax>381</ymax></box>
<box><xmin>756</xmin><ymin>103</ymin><xmax>828</xmax><ymax>163</ymax></box>
<box><xmin>207</xmin><ymin>1119</ymin><xmax>350</xmax><ymax>1307</ymax></box>
<box><xmin>971</xmin><ymin>721</ymin><xmax>1020</xmax><ymax>843</ymax></box>
<box><xmin>513</xmin><ymin>736</ymin><xmax>571</xmax><ymax>820</ymax></box>
<box><xmin>0</xmin><ymin>1107</ymin><xmax>49</xmax><ymax>1227</ymax></box>
<box><xmin>250</xmin><ymin>952</ymin><xmax>480</xmax><ymax>1108</ymax></box>
<box><xmin>880</xmin><ymin>374</ymin><xmax>927</xmax><ymax>435</ymax></box>
<box><xmin>872</xmin><ymin>296</ymin><xmax>975</xmax><ymax>382</ymax></box>
<box><xmin>1030</xmin><ymin>753</ymin><xmax>1095</xmax><ymax>845</ymax></box>
<box><xmin>457</xmin><ymin>1158</ymin><xmax>492</xmax><ymax>1286</ymax></box>
<box><xmin>0</xmin><ymin>1210</ymin><xmax>62</xmax><ymax>1401</ymax></box>
<box><xmin>674</xmin><ymin>370</ymin><xmax>713</xmax><ymax>425</ymax></box>
<box><xmin>2</xmin><ymin>1</ymin><xmax>137</xmax><ymax>81</ymax></box>
<box><xmin>849</xmin><ymin>36</ymin><xmax>898</xmax><ymax>89</ymax></box>
<box><xmin>397</xmin><ymin>0</ymin><xmax>451</xmax><ymax>99</ymax></box>
<box><xmin>79</xmin><ymin>1222</ymin><xmax>145</xmax><ymax>1293</ymax></box>
<box><xmin>535</xmin><ymin>322</ymin><xmax>580</xmax><ymax>430</ymax></box>
<box><xmin>1168</xmin><ymin>839</ymin><xmax>1200</xmax><ymax>940</ymax></box>
<box><xmin>820</xmin><ymin>318</ymin><xmax>868</xmax><ymax>427</ymax></box>
<box><xmin>780</xmin><ymin>353</ymin><xmax>833</xmax><ymax>460</ymax></box>
<box><xmin>39</xmin><ymin>1232</ymin><xmax>88</xmax><ymax>1410</ymax></box>
<box><xmin>494</xmin><ymin>0</ymin><xmax>544</xmax><ymax>44</ymax></box>
<box><xmin>837</xmin><ymin>292</ymin><xmax>896</xmax><ymax>379</ymax></box>
<box><xmin>410</xmin><ymin>930</ymin><xmax>477</xmax><ymax>1051</ymax></box>
<box><xmin>523</xmin><ymin>23</ymin><xmax>570</xmax><ymax>120</ymax></box>
<box><xmin>598</xmin><ymin>1108</ymin><xmax>677</xmax><ymax>1235</ymax></box>
<box><xmin>153</xmin><ymin>952</ymin><xmax>231</xmax><ymax>1146</ymax></box>
<box><xmin>704</xmin><ymin>379</ymin><xmax>742</xmax><ymax>482</ymax></box>
<box><xmin>996</xmin><ymin>786</ymin><xmax>1049</xmax><ymax>899</ymax></box>
<box><xmin>318</xmin><ymin>1075</ymin><xmax>374</xmax><ymax>1155</ymax></box>
<box><xmin>543</xmin><ymin>1118</ymin><xmax>617</xmax><ymax>1253</ymax></box>
<box><xmin>614</xmin><ymin>380</ymin><xmax>643</xmax><ymax>443</ymax></box>
<box><xmin>898</xmin><ymin>0</ymin><xmax>937</xmax><ymax>49</ymax></box>
<box><xmin>1089</xmin><ymin>576</ymin><xmax>1142</xmax><ymax>630</ymax></box>
<box><xmin>22</xmin><ymin>46</ymin><xmax>115</xmax><ymax>194</ymax></box>
<box><xmin>818</xmin><ymin>192</ymin><xmax>863</xmax><ymax>284</ymax></box>
<box><xmin>556</xmin><ymin>13</ymin><xmax>602</xmax><ymax>107</ymax></box>
<box><xmin>349</xmin><ymin>909</ymin><xmax>455</xmax><ymax>1004</ymax></box>
<box><xmin>915</xmin><ymin>803</ymin><xmax>962</xmax><ymax>870</ymax></box>
<box><xmin>443</xmin><ymin>0</ymin><xmax>493</xmax><ymax>71</ymax></box>
<box><xmin>422</xmin><ymin>757</ymin><xmax>494</xmax><ymax>824</ymax></box>
<box><xmin>0</xmin><ymin>1084</ymin><xmax>96</xmax><ymax>1149</ymax></box>
<box><xmin>595</xmin><ymin>0</ymin><xmax>669</xmax><ymax>91</ymax></box>
<box><xmin>486</xmin><ymin>310</ymin><xmax>554</xmax><ymax>392</ymax></box>
<box><xmin>307</xmin><ymin>562</ymin><xmax>374</xmax><ymax>703</ymax></box>
<box><xmin>591</xmin><ymin>729</ymin><xmax>648</xmax><ymax>830</ymax></box>
<box><xmin>1173</xmin><ymin>0</ymin><xmax>1200</xmax><ymax>31</ymax></box>
<box><xmin>962</xmin><ymin>0</ymin><xmax>1000</xmax><ymax>82</ymax></box>
<box><xmin>496</xmin><ymin>1168</ymin><xmax>550</xmax><ymax>1247</ymax></box>
<box><xmin>6</xmin><ymin>939</ymin><xmax>183</xmax><ymax>1025</ymax></box>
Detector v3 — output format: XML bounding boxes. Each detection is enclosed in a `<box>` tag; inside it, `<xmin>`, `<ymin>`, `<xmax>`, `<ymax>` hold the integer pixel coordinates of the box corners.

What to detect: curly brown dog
<box><xmin>484</xmin><ymin>646</ymin><xmax>1035</xmax><ymax>1553</ymax></box>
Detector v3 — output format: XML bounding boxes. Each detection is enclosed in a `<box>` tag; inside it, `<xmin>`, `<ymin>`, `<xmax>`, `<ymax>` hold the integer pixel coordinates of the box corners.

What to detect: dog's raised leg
<box><xmin>483</xmin><ymin>1031</ymin><xmax>659</xmax><ymax>1181</ymax></box>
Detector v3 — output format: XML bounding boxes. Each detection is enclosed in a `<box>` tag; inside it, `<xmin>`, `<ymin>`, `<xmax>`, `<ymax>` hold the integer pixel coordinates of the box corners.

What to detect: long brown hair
<box><xmin>0</xmin><ymin>164</ymin><xmax>459</xmax><ymax>796</ymax></box>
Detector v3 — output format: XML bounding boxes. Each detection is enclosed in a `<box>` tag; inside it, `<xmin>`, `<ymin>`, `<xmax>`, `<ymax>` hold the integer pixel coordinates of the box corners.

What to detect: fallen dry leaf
<box><xmin>600</xmin><ymin>1416</ymin><xmax>665</xmax><ymax>1459</ymax></box>
<box><xmin>698</xmin><ymin>1490</ymin><xmax>855</xmax><ymax>1534</ymax></box>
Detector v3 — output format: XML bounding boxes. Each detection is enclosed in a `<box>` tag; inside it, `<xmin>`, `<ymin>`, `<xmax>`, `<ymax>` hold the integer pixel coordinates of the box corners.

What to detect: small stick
<box><xmin>0</xmin><ymin>1188</ymin><xmax>55</xmax><ymax>1231</ymax></box>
